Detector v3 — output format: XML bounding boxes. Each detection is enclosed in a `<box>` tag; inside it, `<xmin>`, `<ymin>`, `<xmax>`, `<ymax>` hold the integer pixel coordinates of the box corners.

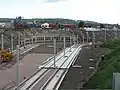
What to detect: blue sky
<box><xmin>0</xmin><ymin>0</ymin><xmax>120</xmax><ymax>24</ymax></box>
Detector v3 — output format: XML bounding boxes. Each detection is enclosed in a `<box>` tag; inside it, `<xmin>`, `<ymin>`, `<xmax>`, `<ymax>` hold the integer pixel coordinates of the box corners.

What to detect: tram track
<box><xmin>41</xmin><ymin>45</ymin><xmax>82</xmax><ymax>90</ymax></box>
<box><xmin>13</xmin><ymin>44</ymin><xmax>81</xmax><ymax>90</ymax></box>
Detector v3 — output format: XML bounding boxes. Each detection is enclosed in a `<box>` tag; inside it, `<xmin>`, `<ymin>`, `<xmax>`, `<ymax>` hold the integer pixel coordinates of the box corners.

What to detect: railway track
<box><xmin>13</xmin><ymin>44</ymin><xmax>82</xmax><ymax>90</ymax></box>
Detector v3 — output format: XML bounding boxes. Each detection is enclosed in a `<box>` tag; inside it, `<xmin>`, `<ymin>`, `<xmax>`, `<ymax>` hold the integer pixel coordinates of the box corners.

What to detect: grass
<box><xmin>83</xmin><ymin>39</ymin><xmax>120</xmax><ymax>89</ymax></box>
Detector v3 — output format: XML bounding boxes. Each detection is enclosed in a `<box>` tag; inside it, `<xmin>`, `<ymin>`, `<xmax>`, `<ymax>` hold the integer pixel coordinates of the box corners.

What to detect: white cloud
<box><xmin>0</xmin><ymin>0</ymin><xmax>120</xmax><ymax>24</ymax></box>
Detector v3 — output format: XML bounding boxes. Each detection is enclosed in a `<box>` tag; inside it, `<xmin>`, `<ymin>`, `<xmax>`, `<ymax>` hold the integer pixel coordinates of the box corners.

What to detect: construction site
<box><xmin>0</xmin><ymin>17</ymin><xmax>120</xmax><ymax>90</ymax></box>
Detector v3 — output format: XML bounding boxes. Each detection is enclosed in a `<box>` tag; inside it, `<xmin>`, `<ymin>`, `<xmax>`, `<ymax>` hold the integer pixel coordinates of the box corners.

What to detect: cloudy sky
<box><xmin>0</xmin><ymin>0</ymin><xmax>120</xmax><ymax>24</ymax></box>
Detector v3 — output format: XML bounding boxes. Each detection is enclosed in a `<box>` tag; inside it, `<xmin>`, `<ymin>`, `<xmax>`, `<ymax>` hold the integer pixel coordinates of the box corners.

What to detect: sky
<box><xmin>0</xmin><ymin>0</ymin><xmax>120</xmax><ymax>24</ymax></box>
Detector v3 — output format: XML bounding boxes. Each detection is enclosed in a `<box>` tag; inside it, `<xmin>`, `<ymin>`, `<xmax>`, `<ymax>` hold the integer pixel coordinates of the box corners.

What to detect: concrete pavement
<box><xmin>0</xmin><ymin>45</ymin><xmax>53</xmax><ymax>89</ymax></box>
<box><xmin>0</xmin><ymin>43</ymin><xmax>67</xmax><ymax>90</ymax></box>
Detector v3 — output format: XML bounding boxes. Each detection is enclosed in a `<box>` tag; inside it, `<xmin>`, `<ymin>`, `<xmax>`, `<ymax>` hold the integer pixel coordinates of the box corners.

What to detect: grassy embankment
<box><xmin>83</xmin><ymin>39</ymin><xmax>120</xmax><ymax>89</ymax></box>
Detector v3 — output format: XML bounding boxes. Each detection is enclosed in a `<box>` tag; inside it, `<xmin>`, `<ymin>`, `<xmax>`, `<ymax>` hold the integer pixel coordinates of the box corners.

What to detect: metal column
<box><xmin>112</xmin><ymin>73</ymin><xmax>120</xmax><ymax>90</ymax></box>
<box><xmin>64</xmin><ymin>37</ymin><xmax>66</xmax><ymax>57</ymax></box>
<box><xmin>53</xmin><ymin>38</ymin><xmax>56</xmax><ymax>67</ymax></box>
<box><xmin>92</xmin><ymin>31</ymin><xmax>95</xmax><ymax>44</ymax></box>
<box><xmin>34</xmin><ymin>34</ymin><xmax>36</xmax><ymax>44</ymax></box>
<box><xmin>24</xmin><ymin>33</ymin><xmax>26</xmax><ymax>48</ymax></box>
<box><xmin>77</xmin><ymin>34</ymin><xmax>79</xmax><ymax>44</ymax></box>
<box><xmin>82</xmin><ymin>34</ymin><xmax>85</xmax><ymax>44</ymax></box>
<box><xmin>18</xmin><ymin>33</ymin><xmax>20</xmax><ymax>46</ymax></box>
<box><xmin>35</xmin><ymin>34</ymin><xmax>37</xmax><ymax>44</ymax></box>
<box><xmin>86</xmin><ymin>32</ymin><xmax>89</xmax><ymax>43</ymax></box>
<box><xmin>32</xmin><ymin>35</ymin><xmax>34</xmax><ymax>44</ymax></box>
<box><xmin>105</xmin><ymin>29</ymin><xmax>107</xmax><ymax>42</ymax></box>
<box><xmin>11</xmin><ymin>32</ymin><xmax>13</xmax><ymax>51</ymax></box>
<box><xmin>70</xmin><ymin>37</ymin><xmax>72</xmax><ymax>52</ymax></box>
<box><xmin>1</xmin><ymin>34</ymin><xmax>4</xmax><ymax>49</ymax></box>
<box><xmin>44</xmin><ymin>36</ymin><xmax>45</xmax><ymax>43</ymax></box>
<box><xmin>74</xmin><ymin>36</ymin><xmax>76</xmax><ymax>45</ymax></box>
<box><xmin>16</xmin><ymin>45</ymin><xmax>20</xmax><ymax>90</ymax></box>
<box><xmin>115</xmin><ymin>28</ymin><xmax>118</xmax><ymax>39</ymax></box>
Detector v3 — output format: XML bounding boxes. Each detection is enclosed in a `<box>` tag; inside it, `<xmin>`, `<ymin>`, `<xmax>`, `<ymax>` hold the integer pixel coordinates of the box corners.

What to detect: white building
<box><xmin>41</xmin><ymin>23</ymin><xmax>50</xmax><ymax>28</ymax></box>
<box><xmin>84</xmin><ymin>27</ymin><xmax>101</xmax><ymax>31</ymax></box>
<box><xmin>0</xmin><ymin>23</ymin><xmax>5</xmax><ymax>28</ymax></box>
<box><xmin>4</xmin><ymin>23</ymin><xmax>13</xmax><ymax>29</ymax></box>
<box><xmin>113</xmin><ymin>26</ymin><xmax>118</xmax><ymax>31</ymax></box>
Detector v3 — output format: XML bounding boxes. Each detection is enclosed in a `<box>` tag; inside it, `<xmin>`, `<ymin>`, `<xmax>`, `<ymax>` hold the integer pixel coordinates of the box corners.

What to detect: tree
<box><xmin>100</xmin><ymin>23</ymin><xmax>105</xmax><ymax>28</ymax></box>
<box><xmin>78</xmin><ymin>21</ymin><xmax>84</xmax><ymax>28</ymax></box>
<box><xmin>116</xmin><ymin>23</ymin><xmax>119</xmax><ymax>28</ymax></box>
<box><xmin>77</xmin><ymin>21</ymin><xmax>86</xmax><ymax>43</ymax></box>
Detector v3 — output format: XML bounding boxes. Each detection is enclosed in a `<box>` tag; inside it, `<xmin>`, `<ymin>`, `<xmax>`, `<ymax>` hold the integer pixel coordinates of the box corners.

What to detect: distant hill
<box><xmin>0</xmin><ymin>18</ymin><xmax>119</xmax><ymax>28</ymax></box>
<box><xmin>0</xmin><ymin>18</ymin><xmax>98</xmax><ymax>24</ymax></box>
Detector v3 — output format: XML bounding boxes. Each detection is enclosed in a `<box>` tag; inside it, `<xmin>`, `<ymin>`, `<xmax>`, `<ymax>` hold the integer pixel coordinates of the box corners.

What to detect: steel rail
<box><xmin>39</xmin><ymin>46</ymin><xmax>78</xmax><ymax>90</ymax></box>
<box><xmin>13</xmin><ymin>45</ymin><xmax>78</xmax><ymax>90</ymax></box>
<box><xmin>41</xmin><ymin>45</ymin><xmax>75</xmax><ymax>66</ymax></box>
<box><xmin>39</xmin><ymin>45</ymin><xmax>82</xmax><ymax>90</ymax></box>
<box><xmin>53</xmin><ymin>45</ymin><xmax>82</xmax><ymax>90</ymax></box>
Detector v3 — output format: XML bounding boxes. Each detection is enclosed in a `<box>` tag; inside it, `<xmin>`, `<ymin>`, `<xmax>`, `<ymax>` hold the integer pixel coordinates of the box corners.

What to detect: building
<box><xmin>41</xmin><ymin>23</ymin><xmax>50</xmax><ymax>28</ymax></box>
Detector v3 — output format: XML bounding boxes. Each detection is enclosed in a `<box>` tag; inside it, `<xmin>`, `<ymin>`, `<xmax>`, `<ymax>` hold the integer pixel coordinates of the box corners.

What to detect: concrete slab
<box><xmin>42</xmin><ymin>46</ymin><xmax>80</xmax><ymax>68</ymax></box>
<box><xmin>44</xmin><ymin>70</ymin><xmax>65</xmax><ymax>90</ymax></box>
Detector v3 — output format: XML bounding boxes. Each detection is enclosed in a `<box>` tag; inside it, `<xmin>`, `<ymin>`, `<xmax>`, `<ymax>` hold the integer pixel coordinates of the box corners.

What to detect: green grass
<box><xmin>83</xmin><ymin>39</ymin><xmax>120</xmax><ymax>89</ymax></box>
